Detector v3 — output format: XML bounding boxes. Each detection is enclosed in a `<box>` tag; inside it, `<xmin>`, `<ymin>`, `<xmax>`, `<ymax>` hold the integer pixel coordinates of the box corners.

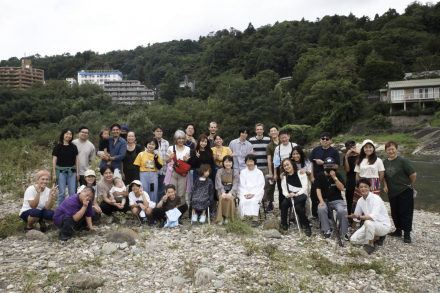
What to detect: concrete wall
<box><xmin>388</xmin><ymin>115</ymin><xmax>434</xmax><ymax>127</ymax></box>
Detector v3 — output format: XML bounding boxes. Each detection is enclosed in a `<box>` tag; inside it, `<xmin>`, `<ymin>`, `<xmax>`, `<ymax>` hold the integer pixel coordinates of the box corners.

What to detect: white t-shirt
<box><xmin>296</xmin><ymin>160</ymin><xmax>311</xmax><ymax>173</ymax></box>
<box><xmin>77</xmin><ymin>185</ymin><xmax>98</xmax><ymax>198</ymax></box>
<box><xmin>168</xmin><ymin>145</ymin><xmax>190</xmax><ymax>160</ymax></box>
<box><xmin>354</xmin><ymin>158</ymin><xmax>385</xmax><ymax>179</ymax></box>
<box><xmin>110</xmin><ymin>186</ymin><xmax>127</xmax><ymax>198</ymax></box>
<box><xmin>19</xmin><ymin>186</ymin><xmax>50</xmax><ymax>216</ymax></box>
<box><xmin>128</xmin><ymin>191</ymin><xmax>156</xmax><ymax>208</ymax></box>
<box><xmin>274</xmin><ymin>142</ymin><xmax>298</xmax><ymax>161</ymax></box>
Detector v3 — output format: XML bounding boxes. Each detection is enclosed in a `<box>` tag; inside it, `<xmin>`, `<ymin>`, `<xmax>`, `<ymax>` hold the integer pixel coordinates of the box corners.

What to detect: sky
<box><xmin>0</xmin><ymin>0</ymin><xmax>424</xmax><ymax>61</ymax></box>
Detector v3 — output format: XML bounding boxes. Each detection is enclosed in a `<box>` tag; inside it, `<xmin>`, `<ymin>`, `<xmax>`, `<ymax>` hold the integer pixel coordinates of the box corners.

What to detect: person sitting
<box><xmin>53</xmin><ymin>187</ymin><xmax>98</xmax><ymax>241</ymax></box>
<box><xmin>316</xmin><ymin>157</ymin><xmax>350</xmax><ymax>240</ymax></box>
<box><xmin>152</xmin><ymin>184</ymin><xmax>188</xmax><ymax>228</ymax></box>
<box><xmin>77</xmin><ymin>169</ymin><xmax>102</xmax><ymax>221</ymax></box>
<box><xmin>19</xmin><ymin>170</ymin><xmax>57</xmax><ymax>232</ymax></box>
<box><xmin>109</xmin><ymin>177</ymin><xmax>127</xmax><ymax>209</ymax></box>
<box><xmin>238</xmin><ymin>154</ymin><xmax>265</xmax><ymax>227</ymax></box>
<box><xmin>347</xmin><ymin>179</ymin><xmax>391</xmax><ymax>254</ymax></box>
<box><xmin>128</xmin><ymin>180</ymin><xmax>155</xmax><ymax>227</ymax></box>
<box><xmin>190</xmin><ymin>164</ymin><xmax>214</xmax><ymax>223</ymax></box>
<box><xmin>279</xmin><ymin>158</ymin><xmax>311</xmax><ymax>236</ymax></box>
<box><xmin>214</xmin><ymin>155</ymin><xmax>239</xmax><ymax>224</ymax></box>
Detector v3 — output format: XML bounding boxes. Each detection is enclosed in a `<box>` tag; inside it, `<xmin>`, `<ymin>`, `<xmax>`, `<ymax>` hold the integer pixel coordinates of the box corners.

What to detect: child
<box><xmin>152</xmin><ymin>184</ymin><xmax>188</xmax><ymax>228</ymax></box>
<box><xmin>128</xmin><ymin>180</ymin><xmax>155</xmax><ymax>226</ymax></box>
<box><xmin>190</xmin><ymin>164</ymin><xmax>214</xmax><ymax>223</ymax></box>
<box><xmin>109</xmin><ymin>177</ymin><xmax>126</xmax><ymax>209</ymax></box>
<box><xmin>97</xmin><ymin>128</ymin><xmax>111</xmax><ymax>165</ymax></box>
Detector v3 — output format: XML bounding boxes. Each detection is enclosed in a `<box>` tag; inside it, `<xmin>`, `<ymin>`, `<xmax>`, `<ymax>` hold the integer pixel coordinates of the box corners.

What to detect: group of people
<box><xmin>18</xmin><ymin>122</ymin><xmax>417</xmax><ymax>254</ymax></box>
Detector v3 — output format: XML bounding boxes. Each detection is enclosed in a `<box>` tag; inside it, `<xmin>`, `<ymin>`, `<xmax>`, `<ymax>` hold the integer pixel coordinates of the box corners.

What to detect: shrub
<box><xmin>366</xmin><ymin>115</ymin><xmax>392</xmax><ymax>130</ymax></box>
<box><xmin>279</xmin><ymin>124</ymin><xmax>313</xmax><ymax>146</ymax></box>
<box><xmin>372</xmin><ymin>101</ymin><xmax>390</xmax><ymax>116</ymax></box>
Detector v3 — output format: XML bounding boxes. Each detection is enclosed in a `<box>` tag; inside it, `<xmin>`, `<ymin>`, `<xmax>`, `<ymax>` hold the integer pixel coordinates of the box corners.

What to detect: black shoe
<box><xmin>404</xmin><ymin>232</ymin><xmax>411</xmax><ymax>243</ymax></box>
<box><xmin>289</xmin><ymin>217</ymin><xmax>296</xmax><ymax>223</ymax></box>
<box><xmin>265</xmin><ymin>202</ymin><xmax>274</xmax><ymax>213</ymax></box>
<box><xmin>323</xmin><ymin>229</ymin><xmax>332</xmax><ymax>239</ymax></box>
<box><xmin>158</xmin><ymin>219</ymin><xmax>165</xmax><ymax>228</ymax></box>
<box><xmin>344</xmin><ymin>233</ymin><xmax>351</xmax><ymax>241</ymax></box>
<box><xmin>59</xmin><ymin>232</ymin><xmax>70</xmax><ymax>241</ymax></box>
<box><xmin>305</xmin><ymin>226</ymin><xmax>312</xmax><ymax>237</ymax></box>
<box><xmin>39</xmin><ymin>222</ymin><xmax>47</xmax><ymax>233</ymax></box>
<box><xmin>280</xmin><ymin>224</ymin><xmax>288</xmax><ymax>231</ymax></box>
<box><xmin>376</xmin><ymin>235</ymin><xmax>386</xmax><ymax>246</ymax></box>
<box><xmin>363</xmin><ymin>244</ymin><xmax>376</xmax><ymax>255</ymax></box>
<box><xmin>388</xmin><ymin>229</ymin><xmax>402</xmax><ymax>237</ymax></box>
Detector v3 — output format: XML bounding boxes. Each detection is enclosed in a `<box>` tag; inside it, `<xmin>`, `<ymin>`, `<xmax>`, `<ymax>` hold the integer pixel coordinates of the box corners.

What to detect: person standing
<box><xmin>121</xmin><ymin>131</ymin><xmax>142</xmax><ymax>187</ymax></box>
<box><xmin>208</xmin><ymin>122</ymin><xmax>221</xmax><ymax>148</ymax></box>
<box><xmin>72</xmin><ymin>126</ymin><xmax>95</xmax><ymax>186</ymax></box>
<box><xmin>273</xmin><ymin>129</ymin><xmax>297</xmax><ymax>207</ymax></box>
<box><xmin>383</xmin><ymin>141</ymin><xmax>417</xmax><ymax>244</ymax></box>
<box><xmin>98</xmin><ymin>123</ymin><xmax>127</xmax><ymax>179</ymax></box>
<box><xmin>342</xmin><ymin>140</ymin><xmax>358</xmax><ymax>217</ymax></box>
<box><xmin>309</xmin><ymin>132</ymin><xmax>340</xmax><ymax>218</ymax></box>
<box><xmin>53</xmin><ymin>128</ymin><xmax>79</xmax><ymax>205</ymax></box>
<box><xmin>120</xmin><ymin>125</ymin><xmax>129</xmax><ymax>140</ymax></box>
<box><xmin>153</xmin><ymin>125</ymin><xmax>170</xmax><ymax>200</ymax></box>
<box><xmin>184</xmin><ymin>123</ymin><xmax>198</xmax><ymax>191</ymax></box>
<box><xmin>188</xmin><ymin>134</ymin><xmax>215</xmax><ymax>184</ymax></box>
<box><xmin>229</xmin><ymin>126</ymin><xmax>254</xmax><ymax>173</ymax></box>
<box><xmin>264</xmin><ymin>125</ymin><xmax>280</xmax><ymax>212</ymax></box>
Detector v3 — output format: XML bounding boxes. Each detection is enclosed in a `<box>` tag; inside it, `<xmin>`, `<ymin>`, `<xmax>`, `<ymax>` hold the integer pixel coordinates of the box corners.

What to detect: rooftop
<box><xmin>79</xmin><ymin>70</ymin><xmax>122</xmax><ymax>74</ymax></box>
<box><xmin>388</xmin><ymin>78</ymin><xmax>440</xmax><ymax>89</ymax></box>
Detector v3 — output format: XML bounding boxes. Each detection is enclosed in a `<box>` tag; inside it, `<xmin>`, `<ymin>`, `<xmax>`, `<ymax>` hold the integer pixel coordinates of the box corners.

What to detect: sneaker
<box><xmin>199</xmin><ymin>215</ymin><xmax>206</xmax><ymax>223</ymax></box>
<box><xmin>376</xmin><ymin>235</ymin><xmax>386</xmax><ymax>246</ymax></box>
<box><xmin>265</xmin><ymin>202</ymin><xmax>274</xmax><ymax>213</ymax></box>
<box><xmin>280</xmin><ymin>224</ymin><xmax>288</xmax><ymax>231</ymax></box>
<box><xmin>191</xmin><ymin>214</ymin><xmax>198</xmax><ymax>222</ymax></box>
<box><xmin>59</xmin><ymin>232</ymin><xmax>70</xmax><ymax>241</ymax></box>
<box><xmin>363</xmin><ymin>244</ymin><xmax>376</xmax><ymax>255</ymax></box>
<box><xmin>344</xmin><ymin>233</ymin><xmax>351</xmax><ymax>241</ymax></box>
<box><xmin>404</xmin><ymin>232</ymin><xmax>411</xmax><ymax>243</ymax></box>
<box><xmin>388</xmin><ymin>229</ymin><xmax>402</xmax><ymax>238</ymax></box>
<box><xmin>158</xmin><ymin>219</ymin><xmax>165</xmax><ymax>228</ymax></box>
<box><xmin>323</xmin><ymin>229</ymin><xmax>332</xmax><ymax>239</ymax></box>
<box><xmin>305</xmin><ymin>226</ymin><xmax>312</xmax><ymax>237</ymax></box>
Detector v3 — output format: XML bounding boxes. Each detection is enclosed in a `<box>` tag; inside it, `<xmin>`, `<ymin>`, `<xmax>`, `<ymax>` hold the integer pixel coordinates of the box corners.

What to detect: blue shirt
<box><xmin>229</xmin><ymin>138</ymin><xmax>254</xmax><ymax>173</ymax></box>
<box><xmin>308</xmin><ymin>146</ymin><xmax>340</xmax><ymax>178</ymax></box>
<box><xmin>53</xmin><ymin>193</ymin><xmax>94</xmax><ymax>227</ymax></box>
<box><xmin>98</xmin><ymin>136</ymin><xmax>127</xmax><ymax>170</ymax></box>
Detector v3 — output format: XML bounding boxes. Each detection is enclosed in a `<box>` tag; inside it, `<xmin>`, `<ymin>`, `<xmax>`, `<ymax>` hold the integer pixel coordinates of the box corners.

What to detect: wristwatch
<box><xmin>357</xmin><ymin>215</ymin><xmax>361</xmax><ymax>221</ymax></box>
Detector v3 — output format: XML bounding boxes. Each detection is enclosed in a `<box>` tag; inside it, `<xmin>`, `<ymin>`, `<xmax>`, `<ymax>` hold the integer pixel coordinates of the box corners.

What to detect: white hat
<box><xmin>130</xmin><ymin>180</ymin><xmax>142</xmax><ymax>187</ymax></box>
<box><xmin>84</xmin><ymin>170</ymin><xmax>96</xmax><ymax>177</ymax></box>
<box><xmin>361</xmin><ymin>139</ymin><xmax>375</xmax><ymax>149</ymax></box>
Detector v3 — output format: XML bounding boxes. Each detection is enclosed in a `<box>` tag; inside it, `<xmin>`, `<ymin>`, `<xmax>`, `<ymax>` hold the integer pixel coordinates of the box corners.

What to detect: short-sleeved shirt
<box><xmin>229</xmin><ymin>138</ymin><xmax>254</xmax><ymax>172</ymax></box>
<box><xmin>52</xmin><ymin>143</ymin><xmax>78</xmax><ymax>170</ymax></box>
<box><xmin>315</xmin><ymin>171</ymin><xmax>346</xmax><ymax>202</ymax></box>
<box><xmin>354</xmin><ymin>158</ymin><xmax>385</xmax><ymax>179</ymax></box>
<box><xmin>274</xmin><ymin>142</ymin><xmax>298</xmax><ymax>162</ymax></box>
<box><xmin>97</xmin><ymin>179</ymin><xmax>113</xmax><ymax>199</ymax></box>
<box><xmin>161</xmin><ymin>195</ymin><xmax>182</xmax><ymax>212</ymax></box>
<box><xmin>168</xmin><ymin>145</ymin><xmax>191</xmax><ymax>160</ymax></box>
<box><xmin>72</xmin><ymin>139</ymin><xmax>96</xmax><ymax>176</ymax></box>
<box><xmin>212</xmin><ymin>146</ymin><xmax>233</xmax><ymax>167</ymax></box>
<box><xmin>77</xmin><ymin>185</ymin><xmax>98</xmax><ymax>198</ymax></box>
<box><xmin>309</xmin><ymin>146</ymin><xmax>340</xmax><ymax>178</ymax></box>
<box><xmin>19</xmin><ymin>186</ymin><xmax>51</xmax><ymax>216</ymax></box>
<box><xmin>383</xmin><ymin>156</ymin><xmax>416</xmax><ymax>198</ymax></box>
<box><xmin>249</xmin><ymin>136</ymin><xmax>270</xmax><ymax>170</ymax></box>
<box><xmin>342</xmin><ymin>155</ymin><xmax>357</xmax><ymax>180</ymax></box>
<box><xmin>99</xmin><ymin>138</ymin><xmax>110</xmax><ymax>151</ymax></box>
<box><xmin>134</xmin><ymin>151</ymin><xmax>164</xmax><ymax>172</ymax></box>
<box><xmin>53</xmin><ymin>193</ymin><xmax>94</xmax><ymax>227</ymax></box>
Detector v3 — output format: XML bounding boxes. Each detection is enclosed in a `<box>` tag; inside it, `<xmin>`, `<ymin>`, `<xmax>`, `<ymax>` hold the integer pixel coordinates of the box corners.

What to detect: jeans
<box><xmin>140</xmin><ymin>171</ymin><xmax>158</xmax><ymax>205</ymax></box>
<box><xmin>20</xmin><ymin>209</ymin><xmax>54</xmax><ymax>222</ymax></box>
<box><xmin>157</xmin><ymin>174</ymin><xmax>166</xmax><ymax>200</ymax></box>
<box><xmin>58</xmin><ymin>172</ymin><xmax>77</xmax><ymax>205</ymax></box>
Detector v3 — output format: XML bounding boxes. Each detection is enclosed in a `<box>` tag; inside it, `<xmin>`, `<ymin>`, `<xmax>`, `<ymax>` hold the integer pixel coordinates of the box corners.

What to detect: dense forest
<box><xmin>1</xmin><ymin>2</ymin><xmax>440</xmax><ymax>144</ymax></box>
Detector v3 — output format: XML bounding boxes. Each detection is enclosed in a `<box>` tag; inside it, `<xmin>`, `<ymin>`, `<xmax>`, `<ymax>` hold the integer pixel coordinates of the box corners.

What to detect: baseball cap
<box><xmin>84</xmin><ymin>170</ymin><xmax>96</xmax><ymax>177</ymax></box>
<box><xmin>121</xmin><ymin>125</ymin><xmax>129</xmax><ymax>132</ymax></box>
<box><xmin>323</xmin><ymin>157</ymin><xmax>336</xmax><ymax>167</ymax></box>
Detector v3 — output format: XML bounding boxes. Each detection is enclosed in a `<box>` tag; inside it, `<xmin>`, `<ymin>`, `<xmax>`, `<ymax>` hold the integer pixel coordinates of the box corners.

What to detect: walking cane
<box><xmin>291</xmin><ymin>197</ymin><xmax>302</xmax><ymax>238</ymax></box>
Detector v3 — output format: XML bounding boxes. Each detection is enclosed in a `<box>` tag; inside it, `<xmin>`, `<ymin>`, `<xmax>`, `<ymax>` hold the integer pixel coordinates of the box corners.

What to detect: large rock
<box><xmin>25</xmin><ymin>230</ymin><xmax>48</xmax><ymax>241</ymax></box>
<box><xmin>105</xmin><ymin>231</ymin><xmax>135</xmax><ymax>246</ymax></box>
<box><xmin>102</xmin><ymin>243</ymin><xmax>117</xmax><ymax>255</ymax></box>
<box><xmin>164</xmin><ymin>276</ymin><xmax>189</xmax><ymax>285</ymax></box>
<box><xmin>263</xmin><ymin>229</ymin><xmax>281</xmax><ymax>239</ymax></box>
<box><xmin>194</xmin><ymin>268</ymin><xmax>216</xmax><ymax>287</ymax></box>
<box><xmin>118</xmin><ymin>228</ymin><xmax>143</xmax><ymax>240</ymax></box>
<box><xmin>63</xmin><ymin>273</ymin><xmax>104</xmax><ymax>289</ymax></box>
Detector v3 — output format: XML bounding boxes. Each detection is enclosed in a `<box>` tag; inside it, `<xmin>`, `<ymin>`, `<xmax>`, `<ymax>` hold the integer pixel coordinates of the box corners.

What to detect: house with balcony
<box><xmin>380</xmin><ymin>78</ymin><xmax>440</xmax><ymax>113</ymax></box>
<box><xmin>104</xmin><ymin>80</ymin><xmax>154</xmax><ymax>104</ymax></box>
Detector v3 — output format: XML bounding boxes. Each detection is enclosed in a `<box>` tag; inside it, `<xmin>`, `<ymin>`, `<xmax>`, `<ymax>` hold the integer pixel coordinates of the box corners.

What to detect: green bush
<box><xmin>280</xmin><ymin>124</ymin><xmax>313</xmax><ymax>146</ymax></box>
<box><xmin>430</xmin><ymin>111</ymin><xmax>440</xmax><ymax>127</ymax></box>
<box><xmin>366</xmin><ymin>115</ymin><xmax>392</xmax><ymax>130</ymax></box>
<box><xmin>372</xmin><ymin>102</ymin><xmax>390</xmax><ymax>116</ymax></box>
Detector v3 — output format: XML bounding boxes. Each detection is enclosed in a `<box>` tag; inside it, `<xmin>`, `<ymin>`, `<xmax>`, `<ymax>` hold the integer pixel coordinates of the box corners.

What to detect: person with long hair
<box><xmin>342</xmin><ymin>140</ymin><xmax>358</xmax><ymax>218</ymax></box>
<box><xmin>383</xmin><ymin>141</ymin><xmax>417</xmax><ymax>243</ymax></box>
<box><xmin>352</xmin><ymin>140</ymin><xmax>385</xmax><ymax>218</ymax></box>
<box><xmin>52</xmin><ymin>128</ymin><xmax>79</xmax><ymax>205</ymax></box>
<box><xmin>188</xmin><ymin>134</ymin><xmax>215</xmax><ymax>184</ymax></box>
<box><xmin>214</xmin><ymin>155</ymin><xmax>239</xmax><ymax>224</ymax></box>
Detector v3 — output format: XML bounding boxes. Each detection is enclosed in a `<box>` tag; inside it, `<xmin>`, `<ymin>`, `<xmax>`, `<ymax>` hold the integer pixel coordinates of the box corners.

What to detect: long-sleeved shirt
<box><xmin>353</xmin><ymin>192</ymin><xmax>391</xmax><ymax>227</ymax></box>
<box><xmin>215</xmin><ymin>168</ymin><xmax>240</xmax><ymax>196</ymax></box>
<box><xmin>98</xmin><ymin>136</ymin><xmax>127</xmax><ymax>170</ymax></box>
<box><xmin>229</xmin><ymin>138</ymin><xmax>253</xmax><ymax>173</ymax></box>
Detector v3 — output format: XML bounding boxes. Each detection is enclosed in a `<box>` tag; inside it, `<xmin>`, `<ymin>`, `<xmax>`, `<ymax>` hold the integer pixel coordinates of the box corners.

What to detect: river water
<box><xmin>335</xmin><ymin>154</ymin><xmax>440</xmax><ymax>212</ymax></box>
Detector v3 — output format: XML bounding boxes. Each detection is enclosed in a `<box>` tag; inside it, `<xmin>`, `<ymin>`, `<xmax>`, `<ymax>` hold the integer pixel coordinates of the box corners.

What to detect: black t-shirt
<box><xmin>188</xmin><ymin>150</ymin><xmax>215</xmax><ymax>169</ymax></box>
<box><xmin>52</xmin><ymin>143</ymin><xmax>78</xmax><ymax>169</ymax></box>
<box><xmin>99</xmin><ymin>138</ymin><xmax>110</xmax><ymax>151</ymax></box>
<box><xmin>308</xmin><ymin>146</ymin><xmax>341</xmax><ymax>178</ymax></box>
<box><xmin>315</xmin><ymin>171</ymin><xmax>345</xmax><ymax>202</ymax></box>
<box><xmin>286</xmin><ymin>173</ymin><xmax>302</xmax><ymax>191</ymax></box>
<box><xmin>342</xmin><ymin>155</ymin><xmax>357</xmax><ymax>180</ymax></box>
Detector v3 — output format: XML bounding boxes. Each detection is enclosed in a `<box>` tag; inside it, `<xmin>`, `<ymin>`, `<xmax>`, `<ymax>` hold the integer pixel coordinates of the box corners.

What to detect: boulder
<box><xmin>25</xmin><ymin>230</ymin><xmax>48</xmax><ymax>241</ymax></box>
<box><xmin>262</xmin><ymin>229</ymin><xmax>281</xmax><ymax>239</ymax></box>
<box><xmin>118</xmin><ymin>228</ymin><xmax>143</xmax><ymax>240</ymax></box>
<box><xmin>105</xmin><ymin>231</ymin><xmax>135</xmax><ymax>246</ymax></box>
<box><xmin>101</xmin><ymin>243</ymin><xmax>117</xmax><ymax>255</ymax></box>
<box><xmin>194</xmin><ymin>268</ymin><xmax>216</xmax><ymax>287</ymax></box>
<box><xmin>164</xmin><ymin>276</ymin><xmax>189</xmax><ymax>285</ymax></box>
<box><xmin>62</xmin><ymin>273</ymin><xmax>104</xmax><ymax>289</ymax></box>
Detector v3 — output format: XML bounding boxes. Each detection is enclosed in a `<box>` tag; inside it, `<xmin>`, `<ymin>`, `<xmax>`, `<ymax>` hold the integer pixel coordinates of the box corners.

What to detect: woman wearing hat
<box><xmin>352</xmin><ymin>140</ymin><xmax>384</xmax><ymax>220</ymax></box>
<box><xmin>128</xmin><ymin>180</ymin><xmax>155</xmax><ymax>226</ymax></box>
<box><xmin>133</xmin><ymin>137</ymin><xmax>164</xmax><ymax>206</ymax></box>
<box><xmin>77</xmin><ymin>169</ymin><xmax>102</xmax><ymax>220</ymax></box>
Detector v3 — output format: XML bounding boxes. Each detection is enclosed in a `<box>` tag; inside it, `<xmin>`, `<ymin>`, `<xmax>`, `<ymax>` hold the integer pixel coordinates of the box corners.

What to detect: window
<box><xmin>435</xmin><ymin>88</ymin><xmax>439</xmax><ymax>99</ymax></box>
<box><xmin>391</xmin><ymin>90</ymin><xmax>404</xmax><ymax>101</ymax></box>
<box><xmin>415</xmin><ymin>88</ymin><xmax>434</xmax><ymax>99</ymax></box>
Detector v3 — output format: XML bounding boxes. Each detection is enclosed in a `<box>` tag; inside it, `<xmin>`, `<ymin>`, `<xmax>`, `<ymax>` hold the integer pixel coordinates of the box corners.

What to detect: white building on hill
<box><xmin>78</xmin><ymin>70</ymin><xmax>123</xmax><ymax>86</ymax></box>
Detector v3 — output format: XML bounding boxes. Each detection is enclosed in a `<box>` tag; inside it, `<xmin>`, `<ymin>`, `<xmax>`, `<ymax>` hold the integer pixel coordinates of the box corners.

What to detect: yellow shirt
<box><xmin>133</xmin><ymin>151</ymin><xmax>163</xmax><ymax>172</ymax></box>
<box><xmin>212</xmin><ymin>146</ymin><xmax>232</xmax><ymax>167</ymax></box>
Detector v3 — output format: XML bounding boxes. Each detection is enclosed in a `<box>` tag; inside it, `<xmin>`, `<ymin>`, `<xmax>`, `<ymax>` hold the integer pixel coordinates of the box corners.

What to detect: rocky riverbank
<box><xmin>0</xmin><ymin>194</ymin><xmax>439</xmax><ymax>293</ymax></box>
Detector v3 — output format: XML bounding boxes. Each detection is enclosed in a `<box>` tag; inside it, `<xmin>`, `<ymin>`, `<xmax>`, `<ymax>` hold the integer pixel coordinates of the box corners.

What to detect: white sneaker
<box><xmin>324</xmin><ymin>229</ymin><xmax>333</xmax><ymax>239</ymax></box>
<box><xmin>199</xmin><ymin>215</ymin><xmax>206</xmax><ymax>223</ymax></box>
<box><xmin>191</xmin><ymin>214</ymin><xmax>198</xmax><ymax>222</ymax></box>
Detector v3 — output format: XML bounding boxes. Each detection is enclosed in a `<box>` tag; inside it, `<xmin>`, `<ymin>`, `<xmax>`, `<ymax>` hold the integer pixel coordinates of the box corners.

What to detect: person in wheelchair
<box><xmin>214</xmin><ymin>155</ymin><xmax>239</xmax><ymax>224</ymax></box>
<box><xmin>189</xmin><ymin>164</ymin><xmax>214</xmax><ymax>223</ymax></box>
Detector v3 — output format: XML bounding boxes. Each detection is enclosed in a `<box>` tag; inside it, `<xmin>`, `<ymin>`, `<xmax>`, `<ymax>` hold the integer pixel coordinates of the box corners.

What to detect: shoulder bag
<box><xmin>173</xmin><ymin>145</ymin><xmax>191</xmax><ymax>176</ymax></box>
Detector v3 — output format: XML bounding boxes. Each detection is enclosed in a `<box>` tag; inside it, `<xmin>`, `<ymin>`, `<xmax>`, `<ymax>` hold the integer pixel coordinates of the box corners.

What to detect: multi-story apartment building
<box><xmin>78</xmin><ymin>70</ymin><xmax>123</xmax><ymax>86</ymax></box>
<box><xmin>104</xmin><ymin>80</ymin><xmax>155</xmax><ymax>104</ymax></box>
<box><xmin>0</xmin><ymin>59</ymin><xmax>44</xmax><ymax>89</ymax></box>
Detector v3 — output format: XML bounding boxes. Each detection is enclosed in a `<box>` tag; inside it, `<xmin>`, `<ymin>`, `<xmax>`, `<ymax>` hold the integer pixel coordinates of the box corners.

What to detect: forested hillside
<box><xmin>1</xmin><ymin>2</ymin><xmax>440</xmax><ymax>144</ymax></box>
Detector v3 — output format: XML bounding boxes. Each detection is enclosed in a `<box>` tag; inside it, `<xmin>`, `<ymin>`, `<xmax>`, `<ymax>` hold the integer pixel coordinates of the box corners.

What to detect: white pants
<box><xmin>350</xmin><ymin>220</ymin><xmax>390</xmax><ymax>245</ymax></box>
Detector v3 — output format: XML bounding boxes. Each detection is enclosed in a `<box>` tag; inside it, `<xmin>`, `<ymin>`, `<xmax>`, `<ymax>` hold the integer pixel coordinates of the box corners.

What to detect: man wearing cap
<box><xmin>315</xmin><ymin>157</ymin><xmax>350</xmax><ymax>240</ymax></box>
<box><xmin>343</xmin><ymin>140</ymin><xmax>358</xmax><ymax>217</ymax></box>
<box><xmin>120</xmin><ymin>125</ymin><xmax>129</xmax><ymax>140</ymax></box>
<box><xmin>309</xmin><ymin>132</ymin><xmax>340</xmax><ymax>218</ymax></box>
<box><xmin>72</xmin><ymin>126</ymin><xmax>95</xmax><ymax>186</ymax></box>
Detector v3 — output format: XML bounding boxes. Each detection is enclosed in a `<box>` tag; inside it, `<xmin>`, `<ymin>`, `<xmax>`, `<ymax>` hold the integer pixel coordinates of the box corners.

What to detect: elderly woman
<box><xmin>238</xmin><ymin>154</ymin><xmax>265</xmax><ymax>227</ymax></box>
<box><xmin>383</xmin><ymin>141</ymin><xmax>417</xmax><ymax>244</ymax></box>
<box><xmin>19</xmin><ymin>170</ymin><xmax>57</xmax><ymax>232</ymax></box>
<box><xmin>214</xmin><ymin>155</ymin><xmax>239</xmax><ymax>224</ymax></box>
<box><xmin>98</xmin><ymin>165</ymin><xmax>129</xmax><ymax>216</ymax></box>
<box><xmin>165</xmin><ymin>130</ymin><xmax>191</xmax><ymax>205</ymax></box>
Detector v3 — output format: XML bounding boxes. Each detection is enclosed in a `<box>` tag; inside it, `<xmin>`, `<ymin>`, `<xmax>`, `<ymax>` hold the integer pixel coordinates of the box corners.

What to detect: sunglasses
<box><xmin>321</xmin><ymin>137</ymin><xmax>330</xmax><ymax>141</ymax></box>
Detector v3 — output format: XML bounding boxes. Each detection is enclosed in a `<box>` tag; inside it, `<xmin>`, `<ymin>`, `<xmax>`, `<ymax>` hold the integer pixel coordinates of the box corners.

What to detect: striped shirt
<box><xmin>249</xmin><ymin>136</ymin><xmax>270</xmax><ymax>170</ymax></box>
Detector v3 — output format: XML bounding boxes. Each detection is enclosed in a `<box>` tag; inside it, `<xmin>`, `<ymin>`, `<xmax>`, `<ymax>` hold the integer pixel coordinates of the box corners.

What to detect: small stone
<box><xmin>47</xmin><ymin>261</ymin><xmax>57</xmax><ymax>268</ymax></box>
<box><xmin>119</xmin><ymin>242</ymin><xmax>128</xmax><ymax>250</ymax></box>
<box><xmin>102</xmin><ymin>243</ymin><xmax>118</xmax><ymax>255</ymax></box>
<box><xmin>217</xmin><ymin>229</ymin><xmax>227</xmax><ymax>236</ymax></box>
<box><xmin>164</xmin><ymin>276</ymin><xmax>189</xmax><ymax>285</ymax></box>
<box><xmin>25</xmin><ymin>247</ymin><xmax>45</xmax><ymax>254</ymax></box>
<box><xmin>262</xmin><ymin>229</ymin><xmax>281</xmax><ymax>239</ymax></box>
<box><xmin>267</xmin><ymin>279</ymin><xmax>273</xmax><ymax>284</ymax></box>
<box><xmin>131</xmin><ymin>248</ymin><xmax>143</xmax><ymax>255</ymax></box>
<box><xmin>106</xmin><ymin>216</ymin><xmax>114</xmax><ymax>224</ymax></box>
<box><xmin>194</xmin><ymin>268</ymin><xmax>216</xmax><ymax>287</ymax></box>
<box><xmin>258</xmin><ymin>279</ymin><xmax>267</xmax><ymax>286</ymax></box>
<box><xmin>224</xmin><ymin>268</ymin><xmax>236</xmax><ymax>275</ymax></box>
<box><xmin>214</xmin><ymin>280</ymin><xmax>223</xmax><ymax>288</ymax></box>
<box><xmin>7</xmin><ymin>285</ymin><xmax>14</xmax><ymax>289</ymax></box>
<box><xmin>425</xmin><ymin>273</ymin><xmax>436</xmax><ymax>280</ymax></box>
<box><xmin>106</xmin><ymin>231</ymin><xmax>136</xmax><ymax>246</ymax></box>
<box><xmin>368</xmin><ymin>269</ymin><xmax>376</xmax><ymax>275</ymax></box>
<box><xmin>25</xmin><ymin>230</ymin><xmax>49</xmax><ymax>241</ymax></box>
<box><xmin>63</xmin><ymin>273</ymin><xmax>104</xmax><ymax>289</ymax></box>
